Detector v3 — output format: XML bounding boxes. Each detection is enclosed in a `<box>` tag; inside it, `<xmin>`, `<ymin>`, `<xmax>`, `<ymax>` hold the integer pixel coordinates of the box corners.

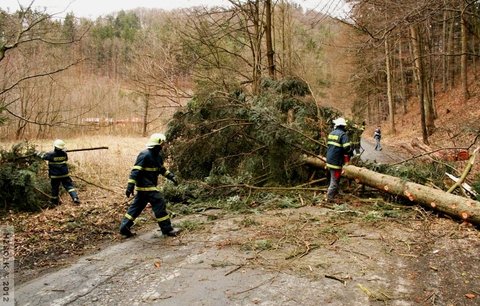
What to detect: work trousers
<box><xmin>50</xmin><ymin>177</ymin><xmax>78</xmax><ymax>204</ymax></box>
<box><xmin>326</xmin><ymin>169</ymin><xmax>342</xmax><ymax>200</ymax></box>
<box><xmin>123</xmin><ymin>191</ymin><xmax>173</xmax><ymax>234</ymax></box>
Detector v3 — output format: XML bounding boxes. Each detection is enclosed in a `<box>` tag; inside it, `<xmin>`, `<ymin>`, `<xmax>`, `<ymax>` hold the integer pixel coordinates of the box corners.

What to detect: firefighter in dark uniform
<box><xmin>349</xmin><ymin>120</ymin><xmax>365</xmax><ymax>155</ymax></box>
<box><xmin>326</xmin><ymin>118</ymin><xmax>353</xmax><ymax>202</ymax></box>
<box><xmin>119</xmin><ymin>133</ymin><xmax>181</xmax><ymax>238</ymax></box>
<box><xmin>37</xmin><ymin>139</ymin><xmax>80</xmax><ymax>205</ymax></box>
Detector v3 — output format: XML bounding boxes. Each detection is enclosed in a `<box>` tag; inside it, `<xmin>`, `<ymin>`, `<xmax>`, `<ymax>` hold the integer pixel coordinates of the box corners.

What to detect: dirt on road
<box><xmin>15</xmin><ymin>202</ymin><xmax>480</xmax><ymax>306</ymax></box>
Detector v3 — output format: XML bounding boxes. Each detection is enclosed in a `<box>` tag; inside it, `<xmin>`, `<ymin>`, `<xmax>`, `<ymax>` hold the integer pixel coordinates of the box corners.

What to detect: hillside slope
<box><xmin>371</xmin><ymin>82</ymin><xmax>480</xmax><ymax>154</ymax></box>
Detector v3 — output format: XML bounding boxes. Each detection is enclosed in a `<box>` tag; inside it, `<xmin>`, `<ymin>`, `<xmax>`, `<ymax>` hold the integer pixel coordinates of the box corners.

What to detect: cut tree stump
<box><xmin>304</xmin><ymin>156</ymin><xmax>480</xmax><ymax>226</ymax></box>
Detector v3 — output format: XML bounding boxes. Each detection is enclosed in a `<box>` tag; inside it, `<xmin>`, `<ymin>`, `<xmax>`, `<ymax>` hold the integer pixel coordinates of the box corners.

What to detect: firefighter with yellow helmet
<box><xmin>119</xmin><ymin>133</ymin><xmax>181</xmax><ymax>238</ymax></box>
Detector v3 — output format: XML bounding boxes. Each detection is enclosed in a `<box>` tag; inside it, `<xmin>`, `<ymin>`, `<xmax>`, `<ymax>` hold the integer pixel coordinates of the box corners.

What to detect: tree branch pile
<box><xmin>166</xmin><ymin>78</ymin><xmax>342</xmax><ymax>186</ymax></box>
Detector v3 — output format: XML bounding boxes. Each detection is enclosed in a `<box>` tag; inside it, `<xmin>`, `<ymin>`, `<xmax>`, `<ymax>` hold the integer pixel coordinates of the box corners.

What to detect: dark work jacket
<box><xmin>128</xmin><ymin>148</ymin><xmax>170</xmax><ymax>191</ymax></box>
<box><xmin>326</xmin><ymin>127</ymin><xmax>352</xmax><ymax>169</ymax></box>
<box><xmin>39</xmin><ymin>149</ymin><xmax>69</xmax><ymax>178</ymax></box>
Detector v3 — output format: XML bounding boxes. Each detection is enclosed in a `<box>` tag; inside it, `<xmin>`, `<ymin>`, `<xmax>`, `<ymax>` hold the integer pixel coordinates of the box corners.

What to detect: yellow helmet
<box><xmin>146</xmin><ymin>133</ymin><xmax>166</xmax><ymax>148</ymax></box>
<box><xmin>53</xmin><ymin>139</ymin><xmax>66</xmax><ymax>150</ymax></box>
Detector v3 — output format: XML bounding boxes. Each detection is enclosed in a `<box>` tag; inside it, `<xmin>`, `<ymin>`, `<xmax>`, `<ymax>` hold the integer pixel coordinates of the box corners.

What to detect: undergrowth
<box><xmin>0</xmin><ymin>142</ymin><xmax>51</xmax><ymax>212</ymax></box>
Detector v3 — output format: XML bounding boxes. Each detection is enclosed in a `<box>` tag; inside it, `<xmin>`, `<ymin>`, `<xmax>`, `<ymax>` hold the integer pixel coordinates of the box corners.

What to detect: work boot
<box><xmin>163</xmin><ymin>227</ymin><xmax>182</xmax><ymax>237</ymax></box>
<box><xmin>73</xmin><ymin>197</ymin><xmax>80</xmax><ymax>204</ymax></box>
<box><xmin>119</xmin><ymin>219</ymin><xmax>135</xmax><ymax>238</ymax></box>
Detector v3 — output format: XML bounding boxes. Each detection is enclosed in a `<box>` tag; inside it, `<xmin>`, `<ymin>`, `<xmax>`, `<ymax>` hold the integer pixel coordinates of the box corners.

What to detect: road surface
<box><xmin>359</xmin><ymin>138</ymin><xmax>405</xmax><ymax>164</ymax></box>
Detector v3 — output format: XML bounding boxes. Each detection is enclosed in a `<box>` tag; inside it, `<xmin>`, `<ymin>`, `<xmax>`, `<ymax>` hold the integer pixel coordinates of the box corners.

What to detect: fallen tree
<box><xmin>304</xmin><ymin>156</ymin><xmax>480</xmax><ymax>226</ymax></box>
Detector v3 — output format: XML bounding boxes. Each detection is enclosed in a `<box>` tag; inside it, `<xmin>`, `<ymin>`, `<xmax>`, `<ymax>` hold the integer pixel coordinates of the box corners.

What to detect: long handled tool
<box><xmin>11</xmin><ymin>146</ymin><xmax>109</xmax><ymax>160</ymax></box>
<box><xmin>65</xmin><ymin>146</ymin><xmax>109</xmax><ymax>153</ymax></box>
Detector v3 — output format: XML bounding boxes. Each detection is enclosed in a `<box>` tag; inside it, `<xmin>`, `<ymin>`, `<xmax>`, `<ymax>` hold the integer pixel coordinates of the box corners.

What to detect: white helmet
<box><xmin>53</xmin><ymin>139</ymin><xmax>66</xmax><ymax>150</ymax></box>
<box><xmin>333</xmin><ymin>117</ymin><xmax>347</xmax><ymax>127</ymax></box>
<box><xmin>146</xmin><ymin>133</ymin><xmax>166</xmax><ymax>148</ymax></box>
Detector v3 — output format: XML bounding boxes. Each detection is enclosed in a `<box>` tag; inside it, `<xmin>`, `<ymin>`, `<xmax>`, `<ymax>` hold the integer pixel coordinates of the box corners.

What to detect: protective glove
<box><xmin>166</xmin><ymin>172</ymin><xmax>179</xmax><ymax>186</ymax></box>
<box><xmin>126</xmin><ymin>183</ymin><xmax>135</xmax><ymax>197</ymax></box>
<box><xmin>35</xmin><ymin>151</ymin><xmax>44</xmax><ymax>158</ymax></box>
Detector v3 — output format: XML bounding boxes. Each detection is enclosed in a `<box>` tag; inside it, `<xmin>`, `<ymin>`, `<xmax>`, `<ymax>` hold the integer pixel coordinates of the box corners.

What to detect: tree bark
<box><xmin>304</xmin><ymin>156</ymin><xmax>480</xmax><ymax>225</ymax></box>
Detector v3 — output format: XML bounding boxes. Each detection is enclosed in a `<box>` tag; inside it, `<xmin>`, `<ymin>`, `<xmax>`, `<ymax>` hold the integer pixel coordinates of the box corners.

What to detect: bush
<box><xmin>0</xmin><ymin>142</ymin><xmax>50</xmax><ymax>212</ymax></box>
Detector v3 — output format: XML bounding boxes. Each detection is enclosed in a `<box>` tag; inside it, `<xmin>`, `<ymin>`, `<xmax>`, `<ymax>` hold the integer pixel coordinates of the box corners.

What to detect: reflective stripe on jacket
<box><xmin>326</xmin><ymin>127</ymin><xmax>352</xmax><ymax>169</ymax></box>
<box><xmin>128</xmin><ymin>148</ymin><xmax>170</xmax><ymax>190</ymax></box>
<box><xmin>39</xmin><ymin>149</ymin><xmax>69</xmax><ymax>178</ymax></box>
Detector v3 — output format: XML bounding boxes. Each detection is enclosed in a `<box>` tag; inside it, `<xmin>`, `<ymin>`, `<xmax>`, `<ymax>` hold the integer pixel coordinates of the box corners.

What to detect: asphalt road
<box><xmin>15</xmin><ymin>213</ymin><xmax>376</xmax><ymax>306</ymax></box>
<box><xmin>359</xmin><ymin>138</ymin><xmax>404</xmax><ymax>164</ymax></box>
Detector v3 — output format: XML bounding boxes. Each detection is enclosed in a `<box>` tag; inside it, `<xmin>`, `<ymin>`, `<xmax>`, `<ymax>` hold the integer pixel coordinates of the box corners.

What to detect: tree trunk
<box><xmin>265</xmin><ymin>0</ymin><xmax>275</xmax><ymax>79</ymax></box>
<box><xmin>447</xmin><ymin>11</ymin><xmax>455</xmax><ymax>89</ymax></box>
<box><xmin>385</xmin><ymin>37</ymin><xmax>395</xmax><ymax>134</ymax></box>
<box><xmin>252</xmin><ymin>0</ymin><xmax>262</xmax><ymax>94</ymax></box>
<box><xmin>398</xmin><ymin>38</ymin><xmax>407</xmax><ymax>115</ymax></box>
<box><xmin>424</xmin><ymin>19</ymin><xmax>436</xmax><ymax>131</ymax></box>
<box><xmin>442</xmin><ymin>4</ymin><xmax>448</xmax><ymax>92</ymax></box>
<box><xmin>304</xmin><ymin>156</ymin><xmax>480</xmax><ymax>225</ymax></box>
<box><xmin>461</xmin><ymin>0</ymin><xmax>470</xmax><ymax>99</ymax></box>
<box><xmin>472</xmin><ymin>35</ymin><xmax>477</xmax><ymax>80</ymax></box>
<box><xmin>472</xmin><ymin>37</ymin><xmax>477</xmax><ymax>81</ymax></box>
<box><xmin>409</xmin><ymin>25</ymin><xmax>429</xmax><ymax>145</ymax></box>
<box><xmin>142</xmin><ymin>93</ymin><xmax>149</xmax><ymax>137</ymax></box>
<box><xmin>279</xmin><ymin>0</ymin><xmax>286</xmax><ymax>75</ymax></box>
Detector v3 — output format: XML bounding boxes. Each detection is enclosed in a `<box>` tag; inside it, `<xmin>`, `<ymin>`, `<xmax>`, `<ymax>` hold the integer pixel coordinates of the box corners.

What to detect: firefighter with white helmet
<box><xmin>119</xmin><ymin>133</ymin><xmax>181</xmax><ymax>238</ymax></box>
<box><xmin>325</xmin><ymin>118</ymin><xmax>353</xmax><ymax>202</ymax></box>
<box><xmin>37</xmin><ymin>139</ymin><xmax>80</xmax><ymax>205</ymax></box>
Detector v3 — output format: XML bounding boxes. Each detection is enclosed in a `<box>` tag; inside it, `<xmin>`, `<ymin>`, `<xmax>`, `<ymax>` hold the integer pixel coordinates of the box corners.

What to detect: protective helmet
<box><xmin>53</xmin><ymin>139</ymin><xmax>66</xmax><ymax>150</ymax></box>
<box><xmin>333</xmin><ymin>117</ymin><xmax>347</xmax><ymax>127</ymax></box>
<box><xmin>146</xmin><ymin>133</ymin><xmax>166</xmax><ymax>148</ymax></box>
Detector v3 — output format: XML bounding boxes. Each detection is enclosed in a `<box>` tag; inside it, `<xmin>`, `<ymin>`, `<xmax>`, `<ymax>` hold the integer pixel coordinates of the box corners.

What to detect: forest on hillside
<box><xmin>1</xmin><ymin>0</ymin><xmax>479</xmax><ymax>145</ymax></box>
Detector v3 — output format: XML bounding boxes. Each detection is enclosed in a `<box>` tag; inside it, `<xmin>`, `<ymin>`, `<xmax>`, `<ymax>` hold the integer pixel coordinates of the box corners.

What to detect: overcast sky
<box><xmin>0</xmin><ymin>0</ymin><xmax>348</xmax><ymax>19</ymax></box>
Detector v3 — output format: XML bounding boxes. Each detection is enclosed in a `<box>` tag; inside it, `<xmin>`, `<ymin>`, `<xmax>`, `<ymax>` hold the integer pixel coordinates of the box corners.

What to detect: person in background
<box><xmin>37</xmin><ymin>139</ymin><xmax>80</xmax><ymax>205</ymax></box>
<box><xmin>374</xmin><ymin>126</ymin><xmax>382</xmax><ymax>151</ymax></box>
<box><xmin>119</xmin><ymin>133</ymin><xmax>181</xmax><ymax>238</ymax></box>
<box><xmin>325</xmin><ymin>117</ymin><xmax>353</xmax><ymax>202</ymax></box>
<box><xmin>347</xmin><ymin>120</ymin><xmax>365</xmax><ymax>156</ymax></box>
